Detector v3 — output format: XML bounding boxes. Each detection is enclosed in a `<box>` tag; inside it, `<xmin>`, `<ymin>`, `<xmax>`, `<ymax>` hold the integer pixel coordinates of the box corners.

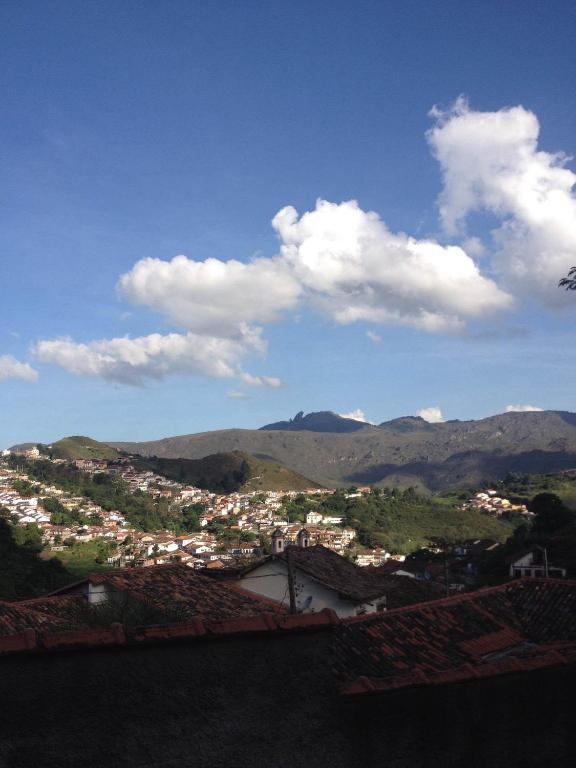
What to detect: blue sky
<box><xmin>1</xmin><ymin>0</ymin><xmax>576</xmax><ymax>446</ymax></box>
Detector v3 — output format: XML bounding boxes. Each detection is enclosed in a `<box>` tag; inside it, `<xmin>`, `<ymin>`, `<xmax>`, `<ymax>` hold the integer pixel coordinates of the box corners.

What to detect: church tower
<box><xmin>297</xmin><ymin>528</ymin><xmax>310</xmax><ymax>548</ymax></box>
<box><xmin>271</xmin><ymin>527</ymin><xmax>285</xmax><ymax>555</ymax></box>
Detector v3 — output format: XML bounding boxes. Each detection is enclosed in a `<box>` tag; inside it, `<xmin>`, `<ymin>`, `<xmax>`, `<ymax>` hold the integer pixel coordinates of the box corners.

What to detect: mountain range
<box><xmin>110</xmin><ymin>409</ymin><xmax>576</xmax><ymax>492</ymax></box>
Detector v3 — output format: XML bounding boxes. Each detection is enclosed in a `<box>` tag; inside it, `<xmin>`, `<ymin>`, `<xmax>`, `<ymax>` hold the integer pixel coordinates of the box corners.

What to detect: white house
<box><xmin>509</xmin><ymin>550</ymin><xmax>567</xmax><ymax>579</ymax></box>
<box><xmin>237</xmin><ymin>529</ymin><xmax>388</xmax><ymax>618</ymax></box>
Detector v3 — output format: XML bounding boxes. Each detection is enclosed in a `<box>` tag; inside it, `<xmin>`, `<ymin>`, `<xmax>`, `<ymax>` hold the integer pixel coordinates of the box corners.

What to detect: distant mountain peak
<box><xmin>380</xmin><ymin>416</ymin><xmax>437</xmax><ymax>432</ymax></box>
<box><xmin>110</xmin><ymin>408</ymin><xmax>576</xmax><ymax>492</ymax></box>
<box><xmin>260</xmin><ymin>410</ymin><xmax>370</xmax><ymax>433</ymax></box>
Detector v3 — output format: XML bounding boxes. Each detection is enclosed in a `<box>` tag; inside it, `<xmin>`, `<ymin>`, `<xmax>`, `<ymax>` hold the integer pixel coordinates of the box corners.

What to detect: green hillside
<box><xmin>241</xmin><ymin>453</ymin><xmax>320</xmax><ymax>492</ymax></box>
<box><xmin>494</xmin><ymin>471</ymin><xmax>576</xmax><ymax>510</ymax></box>
<box><xmin>44</xmin><ymin>436</ymin><xmax>122</xmax><ymax>461</ymax></box>
<box><xmin>283</xmin><ymin>489</ymin><xmax>516</xmax><ymax>554</ymax></box>
<box><xmin>138</xmin><ymin>451</ymin><xmax>319</xmax><ymax>493</ymax></box>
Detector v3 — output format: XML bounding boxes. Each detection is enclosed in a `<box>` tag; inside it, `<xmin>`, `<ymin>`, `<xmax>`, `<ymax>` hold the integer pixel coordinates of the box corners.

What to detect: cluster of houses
<box><xmin>0</xmin><ymin>453</ymin><xmax>367</xmax><ymax>569</ymax></box>
<box><xmin>0</xmin><ymin>487</ymin><xmax>50</xmax><ymax>526</ymax></box>
<box><xmin>5</xmin><ymin>450</ymin><xmax>565</xmax><ymax>584</ymax></box>
<box><xmin>460</xmin><ymin>488</ymin><xmax>532</xmax><ymax>518</ymax></box>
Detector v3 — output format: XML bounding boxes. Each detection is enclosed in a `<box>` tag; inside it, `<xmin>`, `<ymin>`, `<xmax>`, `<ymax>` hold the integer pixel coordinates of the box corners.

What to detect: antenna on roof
<box><xmin>286</xmin><ymin>546</ymin><xmax>297</xmax><ymax>615</ymax></box>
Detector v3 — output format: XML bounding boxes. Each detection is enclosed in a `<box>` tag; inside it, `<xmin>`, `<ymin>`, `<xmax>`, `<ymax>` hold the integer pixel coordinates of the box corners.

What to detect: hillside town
<box><xmin>0</xmin><ymin>447</ymin><xmax>365</xmax><ymax>571</ymax></box>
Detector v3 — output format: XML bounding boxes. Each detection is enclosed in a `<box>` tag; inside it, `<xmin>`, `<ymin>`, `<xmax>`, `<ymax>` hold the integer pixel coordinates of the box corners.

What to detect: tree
<box><xmin>559</xmin><ymin>267</ymin><xmax>576</xmax><ymax>290</ymax></box>
<box><xmin>530</xmin><ymin>493</ymin><xmax>575</xmax><ymax>534</ymax></box>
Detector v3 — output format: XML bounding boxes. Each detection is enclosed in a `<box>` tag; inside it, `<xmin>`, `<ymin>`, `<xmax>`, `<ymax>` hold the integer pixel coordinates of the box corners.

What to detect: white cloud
<box><xmin>505</xmin><ymin>404</ymin><xmax>544</xmax><ymax>413</ymax></box>
<box><xmin>0</xmin><ymin>355</ymin><xmax>38</xmax><ymax>383</ymax></box>
<box><xmin>366</xmin><ymin>330</ymin><xmax>382</xmax><ymax>344</ymax></box>
<box><xmin>338</xmin><ymin>409</ymin><xmax>373</xmax><ymax>423</ymax></box>
<box><xmin>34</xmin><ymin>329</ymin><xmax>264</xmax><ymax>386</ymax></box>
<box><xmin>118</xmin><ymin>254</ymin><xmax>301</xmax><ymax>338</ymax></box>
<box><xmin>42</xmin><ymin>100</ymin><xmax>576</xmax><ymax>387</ymax></box>
<box><xmin>38</xmin><ymin>194</ymin><xmax>511</xmax><ymax>385</ymax></box>
<box><xmin>428</xmin><ymin>98</ymin><xmax>576</xmax><ymax>304</ymax></box>
<box><xmin>417</xmin><ymin>406</ymin><xmax>444</xmax><ymax>423</ymax></box>
<box><xmin>226</xmin><ymin>390</ymin><xmax>250</xmax><ymax>400</ymax></box>
<box><xmin>273</xmin><ymin>199</ymin><xmax>512</xmax><ymax>333</ymax></box>
<box><xmin>238</xmin><ymin>371</ymin><xmax>283</xmax><ymax>388</ymax></box>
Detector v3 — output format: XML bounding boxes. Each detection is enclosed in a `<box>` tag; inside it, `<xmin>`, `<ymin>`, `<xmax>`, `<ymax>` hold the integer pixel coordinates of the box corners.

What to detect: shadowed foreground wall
<box><xmin>0</xmin><ymin>630</ymin><xmax>574</xmax><ymax>768</ymax></box>
<box><xmin>349</xmin><ymin>664</ymin><xmax>576</xmax><ymax>768</ymax></box>
<box><xmin>0</xmin><ymin>630</ymin><xmax>348</xmax><ymax>768</ymax></box>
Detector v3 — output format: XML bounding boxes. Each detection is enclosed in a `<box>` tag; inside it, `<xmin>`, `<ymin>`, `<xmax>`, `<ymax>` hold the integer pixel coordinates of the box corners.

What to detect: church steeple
<box><xmin>272</xmin><ymin>527</ymin><xmax>285</xmax><ymax>555</ymax></box>
<box><xmin>297</xmin><ymin>528</ymin><xmax>310</xmax><ymax>548</ymax></box>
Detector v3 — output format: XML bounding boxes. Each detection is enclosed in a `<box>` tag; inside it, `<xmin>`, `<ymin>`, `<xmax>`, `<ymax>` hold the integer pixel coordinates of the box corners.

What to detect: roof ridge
<box><xmin>0</xmin><ymin>607</ymin><xmax>340</xmax><ymax>656</ymax></box>
<box><xmin>340</xmin><ymin>577</ymin><xmax>576</xmax><ymax>625</ymax></box>
<box><xmin>341</xmin><ymin>641</ymin><xmax>576</xmax><ymax>697</ymax></box>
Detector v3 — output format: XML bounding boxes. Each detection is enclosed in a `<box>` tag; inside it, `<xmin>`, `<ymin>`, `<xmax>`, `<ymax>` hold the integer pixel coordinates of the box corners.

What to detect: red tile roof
<box><xmin>0</xmin><ymin>563</ymin><xmax>287</xmax><ymax>640</ymax></box>
<box><xmin>335</xmin><ymin>578</ymin><xmax>576</xmax><ymax>695</ymax></box>
<box><xmin>87</xmin><ymin>564</ymin><xmax>287</xmax><ymax>622</ymax></box>
<box><xmin>2</xmin><ymin>572</ymin><xmax>575</xmax><ymax>700</ymax></box>
<box><xmin>0</xmin><ymin>605</ymin><xmax>340</xmax><ymax>655</ymax></box>
<box><xmin>0</xmin><ymin>595</ymin><xmax>85</xmax><ymax>637</ymax></box>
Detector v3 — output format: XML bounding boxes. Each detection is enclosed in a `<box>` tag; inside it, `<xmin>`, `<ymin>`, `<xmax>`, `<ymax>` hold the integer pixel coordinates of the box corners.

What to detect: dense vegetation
<box><xmin>480</xmin><ymin>492</ymin><xmax>576</xmax><ymax>581</ymax></box>
<box><xmin>0</xmin><ymin>511</ymin><xmax>71</xmax><ymax>599</ymax></box>
<box><xmin>137</xmin><ymin>453</ymin><xmax>251</xmax><ymax>493</ymax></box>
<box><xmin>7</xmin><ymin>457</ymin><xmax>175</xmax><ymax>531</ymax></box>
<box><xmin>494</xmin><ymin>471</ymin><xmax>576</xmax><ymax>510</ymax></box>
<box><xmin>40</xmin><ymin>496</ymin><xmax>92</xmax><ymax>526</ymax></box>
<box><xmin>282</xmin><ymin>488</ymin><xmax>516</xmax><ymax>554</ymax></box>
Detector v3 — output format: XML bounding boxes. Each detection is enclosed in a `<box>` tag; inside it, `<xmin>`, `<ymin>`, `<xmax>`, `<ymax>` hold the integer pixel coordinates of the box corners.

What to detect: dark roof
<box><xmin>93</xmin><ymin>564</ymin><xmax>287</xmax><ymax>621</ymax></box>
<box><xmin>54</xmin><ymin>564</ymin><xmax>287</xmax><ymax>623</ymax></box>
<box><xmin>0</xmin><ymin>595</ymin><xmax>85</xmax><ymax>637</ymax></box>
<box><xmin>335</xmin><ymin>578</ymin><xmax>576</xmax><ymax>695</ymax></box>
<box><xmin>266</xmin><ymin>546</ymin><xmax>443</xmax><ymax>605</ymax></box>
<box><xmin>1</xmin><ymin>576</ymin><xmax>575</xmax><ymax>699</ymax></box>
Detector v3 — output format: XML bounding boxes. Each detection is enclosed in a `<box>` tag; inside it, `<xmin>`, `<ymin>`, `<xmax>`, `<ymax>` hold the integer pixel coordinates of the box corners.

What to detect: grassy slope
<box><xmin>240</xmin><ymin>454</ymin><xmax>320</xmax><ymax>492</ymax></box>
<box><xmin>138</xmin><ymin>451</ymin><xmax>319</xmax><ymax>493</ymax></box>
<box><xmin>342</xmin><ymin>494</ymin><xmax>516</xmax><ymax>553</ymax></box>
<box><xmin>40</xmin><ymin>540</ymin><xmax>113</xmax><ymax>579</ymax></box>
<box><xmin>46</xmin><ymin>436</ymin><xmax>121</xmax><ymax>461</ymax></box>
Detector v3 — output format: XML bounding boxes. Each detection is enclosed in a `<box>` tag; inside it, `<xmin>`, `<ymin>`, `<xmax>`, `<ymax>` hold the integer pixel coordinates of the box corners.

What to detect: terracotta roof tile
<box><xmin>0</xmin><ymin>595</ymin><xmax>84</xmax><ymax>637</ymax></box>
<box><xmin>0</xmin><ymin>564</ymin><xmax>287</xmax><ymax>643</ymax></box>
<box><xmin>89</xmin><ymin>564</ymin><xmax>287</xmax><ymax>622</ymax></box>
<box><xmin>336</xmin><ymin>578</ymin><xmax>576</xmax><ymax>695</ymax></box>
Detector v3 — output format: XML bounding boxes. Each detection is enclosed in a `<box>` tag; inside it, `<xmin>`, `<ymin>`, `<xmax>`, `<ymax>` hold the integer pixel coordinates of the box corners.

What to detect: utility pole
<box><xmin>286</xmin><ymin>546</ymin><xmax>297</xmax><ymax>614</ymax></box>
<box><xmin>444</xmin><ymin>556</ymin><xmax>450</xmax><ymax>598</ymax></box>
<box><xmin>544</xmin><ymin>546</ymin><xmax>549</xmax><ymax>579</ymax></box>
